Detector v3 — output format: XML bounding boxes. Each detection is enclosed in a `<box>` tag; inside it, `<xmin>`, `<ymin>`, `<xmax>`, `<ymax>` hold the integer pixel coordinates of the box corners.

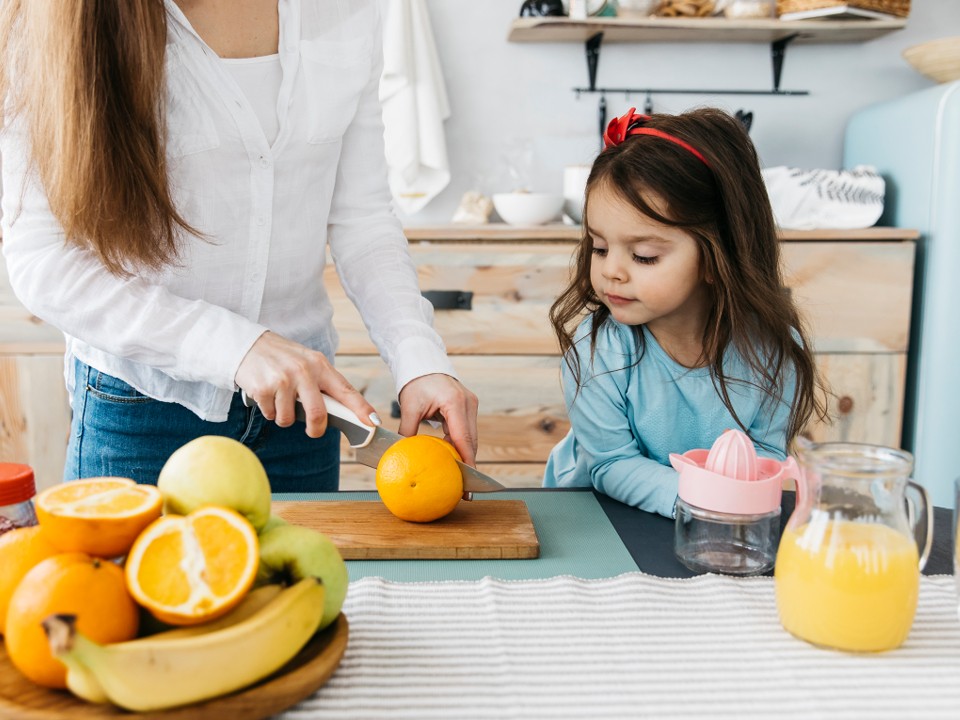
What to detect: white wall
<box><xmin>401</xmin><ymin>0</ymin><xmax>960</xmax><ymax>225</ymax></box>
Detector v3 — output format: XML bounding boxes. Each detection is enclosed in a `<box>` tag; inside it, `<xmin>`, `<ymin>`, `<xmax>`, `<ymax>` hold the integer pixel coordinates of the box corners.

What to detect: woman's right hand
<box><xmin>235</xmin><ymin>331</ymin><xmax>378</xmax><ymax>438</ymax></box>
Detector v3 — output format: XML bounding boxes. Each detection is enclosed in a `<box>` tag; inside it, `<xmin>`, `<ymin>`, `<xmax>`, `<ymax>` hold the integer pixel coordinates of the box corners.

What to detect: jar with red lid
<box><xmin>0</xmin><ymin>463</ymin><xmax>38</xmax><ymax>536</ymax></box>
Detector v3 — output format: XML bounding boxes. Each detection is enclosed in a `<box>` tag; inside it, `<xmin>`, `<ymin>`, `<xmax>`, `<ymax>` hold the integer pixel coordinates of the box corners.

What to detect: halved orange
<box><xmin>124</xmin><ymin>506</ymin><xmax>260</xmax><ymax>626</ymax></box>
<box><xmin>36</xmin><ymin>478</ymin><xmax>163</xmax><ymax>558</ymax></box>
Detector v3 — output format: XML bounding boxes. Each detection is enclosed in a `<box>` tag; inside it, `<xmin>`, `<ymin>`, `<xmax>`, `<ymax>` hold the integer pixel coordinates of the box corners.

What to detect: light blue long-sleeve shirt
<box><xmin>543</xmin><ymin>317</ymin><xmax>794</xmax><ymax>518</ymax></box>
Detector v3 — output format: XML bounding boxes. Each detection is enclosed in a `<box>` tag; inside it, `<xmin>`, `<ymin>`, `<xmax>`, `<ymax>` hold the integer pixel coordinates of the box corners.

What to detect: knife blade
<box><xmin>242</xmin><ymin>390</ymin><xmax>505</xmax><ymax>494</ymax></box>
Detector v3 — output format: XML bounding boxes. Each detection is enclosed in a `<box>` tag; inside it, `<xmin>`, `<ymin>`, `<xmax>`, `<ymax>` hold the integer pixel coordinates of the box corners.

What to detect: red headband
<box><xmin>603</xmin><ymin>107</ymin><xmax>709</xmax><ymax>167</ymax></box>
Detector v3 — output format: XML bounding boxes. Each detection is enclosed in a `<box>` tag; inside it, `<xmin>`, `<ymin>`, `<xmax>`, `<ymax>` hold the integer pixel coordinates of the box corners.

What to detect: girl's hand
<box><xmin>398</xmin><ymin>374</ymin><xmax>479</xmax><ymax>466</ymax></box>
<box><xmin>235</xmin><ymin>331</ymin><xmax>377</xmax><ymax>438</ymax></box>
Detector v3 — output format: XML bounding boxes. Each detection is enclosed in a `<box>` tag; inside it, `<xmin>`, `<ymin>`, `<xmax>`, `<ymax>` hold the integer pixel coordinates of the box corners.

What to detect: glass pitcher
<box><xmin>774</xmin><ymin>441</ymin><xmax>933</xmax><ymax>653</ymax></box>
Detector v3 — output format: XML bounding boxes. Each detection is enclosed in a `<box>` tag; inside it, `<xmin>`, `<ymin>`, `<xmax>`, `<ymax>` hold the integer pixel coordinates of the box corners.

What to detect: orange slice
<box><xmin>36</xmin><ymin>478</ymin><xmax>163</xmax><ymax>558</ymax></box>
<box><xmin>124</xmin><ymin>506</ymin><xmax>260</xmax><ymax>626</ymax></box>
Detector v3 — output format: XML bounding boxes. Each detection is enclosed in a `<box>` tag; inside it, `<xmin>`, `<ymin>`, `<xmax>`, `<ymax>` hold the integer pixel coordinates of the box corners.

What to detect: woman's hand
<box><xmin>398</xmin><ymin>374</ymin><xmax>479</xmax><ymax>466</ymax></box>
<box><xmin>235</xmin><ymin>331</ymin><xmax>378</xmax><ymax>438</ymax></box>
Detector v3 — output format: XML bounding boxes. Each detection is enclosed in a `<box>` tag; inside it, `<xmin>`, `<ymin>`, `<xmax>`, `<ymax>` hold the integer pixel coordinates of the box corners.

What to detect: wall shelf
<box><xmin>402</xmin><ymin>224</ymin><xmax>919</xmax><ymax>243</ymax></box>
<box><xmin>507</xmin><ymin>16</ymin><xmax>907</xmax><ymax>44</ymax></box>
<box><xmin>508</xmin><ymin>15</ymin><xmax>907</xmax><ymax>134</ymax></box>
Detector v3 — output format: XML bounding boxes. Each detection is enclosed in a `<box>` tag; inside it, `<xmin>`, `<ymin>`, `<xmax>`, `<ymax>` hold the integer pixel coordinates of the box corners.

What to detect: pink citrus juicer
<box><xmin>669</xmin><ymin>429</ymin><xmax>799</xmax><ymax>515</ymax></box>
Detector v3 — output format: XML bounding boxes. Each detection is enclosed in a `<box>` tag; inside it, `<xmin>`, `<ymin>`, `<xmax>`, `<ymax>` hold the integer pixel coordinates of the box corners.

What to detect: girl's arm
<box><xmin>560</xmin><ymin>337</ymin><xmax>679</xmax><ymax>518</ymax></box>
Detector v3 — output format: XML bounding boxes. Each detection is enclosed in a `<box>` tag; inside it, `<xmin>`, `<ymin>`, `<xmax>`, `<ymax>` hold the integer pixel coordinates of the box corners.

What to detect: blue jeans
<box><xmin>64</xmin><ymin>359</ymin><xmax>340</xmax><ymax>493</ymax></box>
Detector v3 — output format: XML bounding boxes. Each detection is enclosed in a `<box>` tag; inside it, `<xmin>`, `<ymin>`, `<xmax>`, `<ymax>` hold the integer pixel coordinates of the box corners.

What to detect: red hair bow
<box><xmin>603</xmin><ymin>107</ymin><xmax>709</xmax><ymax>167</ymax></box>
<box><xmin>603</xmin><ymin>107</ymin><xmax>650</xmax><ymax>148</ymax></box>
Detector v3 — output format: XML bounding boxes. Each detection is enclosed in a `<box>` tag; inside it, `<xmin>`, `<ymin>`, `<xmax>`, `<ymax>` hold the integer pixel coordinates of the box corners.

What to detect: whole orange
<box><xmin>375</xmin><ymin>435</ymin><xmax>463</xmax><ymax>522</ymax></box>
<box><xmin>421</xmin><ymin>434</ymin><xmax>463</xmax><ymax>461</ymax></box>
<box><xmin>0</xmin><ymin>526</ymin><xmax>59</xmax><ymax>636</ymax></box>
<box><xmin>5</xmin><ymin>553</ymin><xmax>139</xmax><ymax>688</ymax></box>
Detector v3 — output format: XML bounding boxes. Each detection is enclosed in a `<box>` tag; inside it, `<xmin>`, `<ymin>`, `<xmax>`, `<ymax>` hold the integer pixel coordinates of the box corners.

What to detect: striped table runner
<box><xmin>281</xmin><ymin>573</ymin><xmax>960</xmax><ymax>719</ymax></box>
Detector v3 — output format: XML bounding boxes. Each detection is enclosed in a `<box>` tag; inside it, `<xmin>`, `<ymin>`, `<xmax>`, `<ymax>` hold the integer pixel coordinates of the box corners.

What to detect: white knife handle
<box><xmin>240</xmin><ymin>389</ymin><xmax>377</xmax><ymax>448</ymax></box>
<box><xmin>319</xmin><ymin>392</ymin><xmax>377</xmax><ymax>448</ymax></box>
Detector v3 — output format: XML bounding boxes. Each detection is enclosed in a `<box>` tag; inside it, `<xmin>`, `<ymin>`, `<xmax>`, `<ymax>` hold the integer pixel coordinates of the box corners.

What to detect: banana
<box><xmin>42</xmin><ymin>578</ymin><xmax>326</xmax><ymax>712</ymax></box>
<box><xmin>146</xmin><ymin>582</ymin><xmax>284</xmax><ymax>641</ymax></box>
<box><xmin>46</xmin><ymin>584</ymin><xmax>288</xmax><ymax>705</ymax></box>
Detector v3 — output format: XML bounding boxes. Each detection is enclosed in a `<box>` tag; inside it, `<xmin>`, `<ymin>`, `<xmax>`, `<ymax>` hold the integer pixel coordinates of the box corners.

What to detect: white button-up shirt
<box><xmin>1</xmin><ymin>0</ymin><xmax>454</xmax><ymax>421</ymax></box>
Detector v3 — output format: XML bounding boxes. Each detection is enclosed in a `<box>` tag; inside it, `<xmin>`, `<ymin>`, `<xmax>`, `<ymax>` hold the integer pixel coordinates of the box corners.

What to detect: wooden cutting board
<box><xmin>271</xmin><ymin>499</ymin><xmax>540</xmax><ymax>560</ymax></box>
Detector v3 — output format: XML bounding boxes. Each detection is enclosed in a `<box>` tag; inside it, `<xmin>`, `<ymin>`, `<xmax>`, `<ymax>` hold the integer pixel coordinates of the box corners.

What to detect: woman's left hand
<box><xmin>397</xmin><ymin>374</ymin><xmax>479</xmax><ymax>466</ymax></box>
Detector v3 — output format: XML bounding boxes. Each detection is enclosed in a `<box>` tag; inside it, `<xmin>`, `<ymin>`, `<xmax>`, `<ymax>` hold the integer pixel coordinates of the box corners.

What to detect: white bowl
<box><xmin>492</xmin><ymin>193</ymin><xmax>564</xmax><ymax>226</ymax></box>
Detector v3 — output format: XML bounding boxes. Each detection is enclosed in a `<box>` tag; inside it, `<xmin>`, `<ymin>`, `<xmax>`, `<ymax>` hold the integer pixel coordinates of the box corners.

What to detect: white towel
<box><xmin>379</xmin><ymin>0</ymin><xmax>451</xmax><ymax>215</ymax></box>
<box><xmin>282</xmin><ymin>573</ymin><xmax>960</xmax><ymax>719</ymax></box>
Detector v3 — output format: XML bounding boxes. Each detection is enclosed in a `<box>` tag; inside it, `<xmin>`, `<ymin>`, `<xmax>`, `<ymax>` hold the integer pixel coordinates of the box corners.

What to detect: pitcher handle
<box><xmin>782</xmin><ymin>456</ymin><xmax>803</xmax><ymax>507</ymax></box>
<box><xmin>905</xmin><ymin>480</ymin><xmax>934</xmax><ymax>571</ymax></box>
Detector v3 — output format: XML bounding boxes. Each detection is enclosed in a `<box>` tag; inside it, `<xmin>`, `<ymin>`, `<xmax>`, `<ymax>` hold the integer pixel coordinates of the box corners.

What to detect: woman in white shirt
<box><xmin>0</xmin><ymin>0</ymin><xmax>479</xmax><ymax>491</ymax></box>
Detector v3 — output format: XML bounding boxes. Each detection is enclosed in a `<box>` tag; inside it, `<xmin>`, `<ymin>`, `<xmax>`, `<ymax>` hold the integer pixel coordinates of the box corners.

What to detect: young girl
<box><xmin>544</xmin><ymin>107</ymin><xmax>827</xmax><ymax>517</ymax></box>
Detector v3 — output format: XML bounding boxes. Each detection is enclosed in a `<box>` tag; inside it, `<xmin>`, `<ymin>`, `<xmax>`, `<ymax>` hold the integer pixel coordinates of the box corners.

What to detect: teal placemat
<box><xmin>272</xmin><ymin>491</ymin><xmax>639</xmax><ymax>582</ymax></box>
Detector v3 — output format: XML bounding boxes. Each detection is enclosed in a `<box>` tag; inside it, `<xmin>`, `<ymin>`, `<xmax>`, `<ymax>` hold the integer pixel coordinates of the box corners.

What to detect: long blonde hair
<box><xmin>0</xmin><ymin>0</ymin><xmax>193</xmax><ymax>276</ymax></box>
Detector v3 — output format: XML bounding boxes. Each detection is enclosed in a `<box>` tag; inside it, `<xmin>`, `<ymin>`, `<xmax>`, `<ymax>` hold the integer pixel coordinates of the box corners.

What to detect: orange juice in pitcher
<box><xmin>774</xmin><ymin>443</ymin><xmax>932</xmax><ymax>653</ymax></box>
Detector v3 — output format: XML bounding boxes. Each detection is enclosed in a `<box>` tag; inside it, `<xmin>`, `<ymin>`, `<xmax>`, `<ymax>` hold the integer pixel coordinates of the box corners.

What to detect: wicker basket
<box><xmin>776</xmin><ymin>0</ymin><xmax>910</xmax><ymax>18</ymax></box>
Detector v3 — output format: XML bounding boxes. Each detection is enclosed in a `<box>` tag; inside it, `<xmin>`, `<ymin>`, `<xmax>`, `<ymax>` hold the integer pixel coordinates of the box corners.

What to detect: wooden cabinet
<box><xmin>334</xmin><ymin>225</ymin><xmax>917</xmax><ymax>489</ymax></box>
<box><xmin>0</xmin><ymin>225</ymin><xmax>917</xmax><ymax>493</ymax></box>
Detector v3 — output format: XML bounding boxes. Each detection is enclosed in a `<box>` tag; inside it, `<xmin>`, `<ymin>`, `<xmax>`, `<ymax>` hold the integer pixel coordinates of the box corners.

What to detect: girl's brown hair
<box><xmin>0</xmin><ymin>0</ymin><xmax>194</xmax><ymax>276</ymax></box>
<box><xmin>550</xmin><ymin>107</ymin><xmax>828</xmax><ymax>444</ymax></box>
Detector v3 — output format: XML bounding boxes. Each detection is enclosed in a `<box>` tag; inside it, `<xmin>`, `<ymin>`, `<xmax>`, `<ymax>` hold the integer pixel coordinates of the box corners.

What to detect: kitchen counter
<box><xmin>279</xmin><ymin>489</ymin><xmax>954</xmax><ymax>580</ymax></box>
<box><xmin>338</xmin><ymin>225</ymin><xmax>919</xmax><ymax>488</ymax></box>
<box><xmin>274</xmin><ymin>489</ymin><xmax>959</xmax><ymax>719</ymax></box>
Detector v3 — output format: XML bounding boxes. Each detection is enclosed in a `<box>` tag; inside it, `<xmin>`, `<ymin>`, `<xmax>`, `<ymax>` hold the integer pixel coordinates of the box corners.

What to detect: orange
<box><xmin>422</xmin><ymin>434</ymin><xmax>463</xmax><ymax>461</ymax></box>
<box><xmin>5</xmin><ymin>552</ymin><xmax>139</xmax><ymax>688</ymax></box>
<box><xmin>375</xmin><ymin>435</ymin><xmax>463</xmax><ymax>522</ymax></box>
<box><xmin>36</xmin><ymin>477</ymin><xmax>162</xmax><ymax>558</ymax></box>
<box><xmin>124</xmin><ymin>506</ymin><xmax>260</xmax><ymax>626</ymax></box>
<box><xmin>0</xmin><ymin>526</ymin><xmax>59</xmax><ymax>635</ymax></box>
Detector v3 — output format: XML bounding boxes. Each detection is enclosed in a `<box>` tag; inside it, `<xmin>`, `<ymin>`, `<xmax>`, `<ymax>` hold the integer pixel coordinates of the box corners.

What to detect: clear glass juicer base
<box><xmin>674</xmin><ymin>499</ymin><xmax>780</xmax><ymax>576</ymax></box>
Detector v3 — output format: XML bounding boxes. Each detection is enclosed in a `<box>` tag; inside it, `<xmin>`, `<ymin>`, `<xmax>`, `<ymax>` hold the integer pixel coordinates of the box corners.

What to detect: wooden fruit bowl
<box><xmin>0</xmin><ymin>614</ymin><xmax>348</xmax><ymax>719</ymax></box>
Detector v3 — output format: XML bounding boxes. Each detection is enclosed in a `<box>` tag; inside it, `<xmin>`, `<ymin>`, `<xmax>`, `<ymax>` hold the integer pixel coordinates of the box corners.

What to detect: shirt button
<box><xmin>256</xmin><ymin>216</ymin><xmax>266</xmax><ymax>226</ymax></box>
<box><xmin>259</xmin><ymin>156</ymin><xmax>270</xmax><ymax>168</ymax></box>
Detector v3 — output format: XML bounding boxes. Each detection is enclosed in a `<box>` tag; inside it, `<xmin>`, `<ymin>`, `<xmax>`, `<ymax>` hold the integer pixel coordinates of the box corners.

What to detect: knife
<box><xmin>241</xmin><ymin>391</ymin><xmax>506</xmax><ymax>497</ymax></box>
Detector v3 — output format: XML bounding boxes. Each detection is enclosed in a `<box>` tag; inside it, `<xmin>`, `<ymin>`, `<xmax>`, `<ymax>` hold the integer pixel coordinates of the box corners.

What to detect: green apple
<box><xmin>157</xmin><ymin>436</ymin><xmax>272</xmax><ymax>532</ymax></box>
<box><xmin>259</xmin><ymin>514</ymin><xmax>288</xmax><ymax>535</ymax></box>
<box><xmin>256</xmin><ymin>524</ymin><xmax>348</xmax><ymax>630</ymax></box>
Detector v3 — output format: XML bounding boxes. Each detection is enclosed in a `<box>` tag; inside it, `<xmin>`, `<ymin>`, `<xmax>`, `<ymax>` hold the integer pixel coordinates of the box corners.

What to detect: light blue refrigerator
<box><xmin>844</xmin><ymin>81</ymin><xmax>960</xmax><ymax>508</ymax></box>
